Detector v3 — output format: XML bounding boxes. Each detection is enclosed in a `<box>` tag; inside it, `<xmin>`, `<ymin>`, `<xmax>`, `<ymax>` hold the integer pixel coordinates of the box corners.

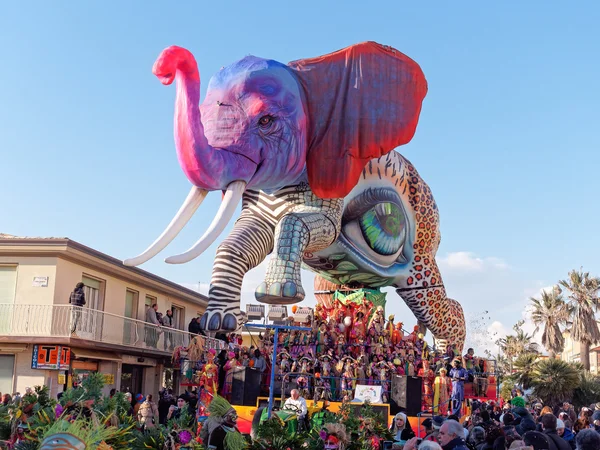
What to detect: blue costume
<box><xmin>449</xmin><ymin>366</ymin><xmax>468</xmax><ymax>416</ymax></box>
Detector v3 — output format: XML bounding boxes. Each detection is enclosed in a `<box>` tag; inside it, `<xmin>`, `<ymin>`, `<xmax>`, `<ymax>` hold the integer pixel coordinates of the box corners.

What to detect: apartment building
<box><xmin>560</xmin><ymin>329</ymin><xmax>600</xmax><ymax>374</ymax></box>
<box><xmin>0</xmin><ymin>233</ymin><xmax>216</xmax><ymax>398</ymax></box>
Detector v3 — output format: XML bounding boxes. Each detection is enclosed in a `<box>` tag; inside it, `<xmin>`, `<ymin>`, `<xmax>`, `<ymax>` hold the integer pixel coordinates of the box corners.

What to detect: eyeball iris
<box><xmin>358</xmin><ymin>202</ymin><xmax>406</xmax><ymax>256</ymax></box>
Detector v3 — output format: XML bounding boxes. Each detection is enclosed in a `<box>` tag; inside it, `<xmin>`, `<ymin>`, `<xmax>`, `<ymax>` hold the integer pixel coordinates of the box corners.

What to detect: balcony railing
<box><xmin>0</xmin><ymin>304</ymin><xmax>225</xmax><ymax>354</ymax></box>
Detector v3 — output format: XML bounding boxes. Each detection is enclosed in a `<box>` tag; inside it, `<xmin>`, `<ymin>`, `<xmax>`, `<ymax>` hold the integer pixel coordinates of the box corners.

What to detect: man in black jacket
<box><xmin>69</xmin><ymin>282</ymin><xmax>86</xmax><ymax>334</ymax></box>
<box><xmin>541</xmin><ymin>413</ymin><xmax>571</xmax><ymax>450</ymax></box>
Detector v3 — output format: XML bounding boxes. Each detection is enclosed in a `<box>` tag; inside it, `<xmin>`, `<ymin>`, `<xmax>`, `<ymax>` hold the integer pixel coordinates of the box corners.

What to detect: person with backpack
<box><xmin>69</xmin><ymin>282</ymin><xmax>86</xmax><ymax>334</ymax></box>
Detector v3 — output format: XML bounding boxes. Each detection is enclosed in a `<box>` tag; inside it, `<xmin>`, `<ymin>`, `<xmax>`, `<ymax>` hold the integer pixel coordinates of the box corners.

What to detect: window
<box><xmin>0</xmin><ymin>355</ymin><xmax>15</xmax><ymax>394</ymax></box>
<box><xmin>0</xmin><ymin>266</ymin><xmax>17</xmax><ymax>304</ymax></box>
<box><xmin>0</xmin><ymin>266</ymin><xmax>17</xmax><ymax>333</ymax></box>
<box><xmin>145</xmin><ymin>295</ymin><xmax>156</xmax><ymax>309</ymax></box>
<box><xmin>82</xmin><ymin>276</ymin><xmax>104</xmax><ymax>311</ymax></box>
<box><xmin>125</xmin><ymin>290</ymin><xmax>139</xmax><ymax>319</ymax></box>
<box><xmin>124</xmin><ymin>290</ymin><xmax>139</xmax><ymax>345</ymax></box>
<box><xmin>171</xmin><ymin>305</ymin><xmax>185</xmax><ymax>330</ymax></box>
<box><xmin>80</xmin><ymin>275</ymin><xmax>105</xmax><ymax>338</ymax></box>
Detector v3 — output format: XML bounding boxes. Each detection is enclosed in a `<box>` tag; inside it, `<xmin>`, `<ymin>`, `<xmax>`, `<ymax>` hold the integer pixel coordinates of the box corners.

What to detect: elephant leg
<box><xmin>200</xmin><ymin>212</ymin><xmax>275</xmax><ymax>332</ymax></box>
<box><xmin>256</xmin><ymin>199</ymin><xmax>343</xmax><ymax>304</ymax></box>
<box><xmin>395</xmin><ymin>260</ymin><xmax>466</xmax><ymax>353</ymax></box>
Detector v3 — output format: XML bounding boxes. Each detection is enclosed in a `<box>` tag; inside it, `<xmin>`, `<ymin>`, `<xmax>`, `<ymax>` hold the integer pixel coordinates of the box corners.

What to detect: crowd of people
<box><xmin>394</xmin><ymin>397</ymin><xmax>600</xmax><ymax>450</ymax></box>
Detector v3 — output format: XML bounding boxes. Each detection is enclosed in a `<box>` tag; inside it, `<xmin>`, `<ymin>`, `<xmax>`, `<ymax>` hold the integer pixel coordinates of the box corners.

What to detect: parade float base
<box><xmin>233</xmin><ymin>397</ymin><xmax>427</xmax><ymax>435</ymax></box>
<box><xmin>463</xmin><ymin>380</ymin><xmax>498</xmax><ymax>400</ymax></box>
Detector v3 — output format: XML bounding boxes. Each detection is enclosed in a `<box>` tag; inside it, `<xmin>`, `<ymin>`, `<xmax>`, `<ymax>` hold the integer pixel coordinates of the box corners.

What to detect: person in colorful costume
<box><xmin>449</xmin><ymin>358</ymin><xmax>468</xmax><ymax>417</ymax></box>
<box><xmin>433</xmin><ymin>367</ymin><xmax>452</xmax><ymax>416</ymax></box>
<box><xmin>418</xmin><ymin>359</ymin><xmax>436</xmax><ymax>412</ymax></box>
<box><xmin>199</xmin><ymin>395</ymin><xmax>246</xmax><ymax>450</ymax></box>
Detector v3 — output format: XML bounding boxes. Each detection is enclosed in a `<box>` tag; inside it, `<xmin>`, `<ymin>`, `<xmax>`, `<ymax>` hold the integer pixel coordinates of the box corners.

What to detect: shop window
<box><xmin>0</xmin><ymin>354</ymin><xmax>15</xmax><ymax>394</ymax></box>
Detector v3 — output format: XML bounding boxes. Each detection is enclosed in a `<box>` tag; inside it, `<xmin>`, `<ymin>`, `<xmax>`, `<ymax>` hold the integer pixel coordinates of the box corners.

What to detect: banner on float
<box><xmin>31</xmin><ymin>345</ymin><xmax>71</xmax><ymax>370</ymax></box>
<box><xmin>352</xmin><ymin>384</ymin><xmax>383</xmax><ymax>404</ymax></box>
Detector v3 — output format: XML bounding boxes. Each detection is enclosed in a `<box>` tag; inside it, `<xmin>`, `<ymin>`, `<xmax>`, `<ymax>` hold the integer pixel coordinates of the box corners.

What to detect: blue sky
<box><xmin>1</xmin><ymin>2</ymin><xmax>599</xmax><ymax>353</ymax></box>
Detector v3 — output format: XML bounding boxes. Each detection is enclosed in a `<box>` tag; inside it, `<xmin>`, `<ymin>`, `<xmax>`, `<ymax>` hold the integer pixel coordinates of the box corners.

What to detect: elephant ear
<box><xmin>288</xmin><ymin>41</ymin><xmax>427</xmax><ymax>199</ymax></box>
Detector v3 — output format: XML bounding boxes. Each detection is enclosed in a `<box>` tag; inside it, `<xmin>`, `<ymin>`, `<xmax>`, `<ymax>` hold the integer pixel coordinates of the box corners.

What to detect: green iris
<box><xmin>358</xmin><ymin>202</ymin><xmax>406</xmax><ymax>255</ymax></box>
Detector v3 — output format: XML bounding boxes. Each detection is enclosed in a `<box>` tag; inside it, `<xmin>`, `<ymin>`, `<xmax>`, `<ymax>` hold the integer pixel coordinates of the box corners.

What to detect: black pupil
<box><xmin>260</xmin><ymin>116</ymin><xmax>272</xmax><ymax>126</ymax></box>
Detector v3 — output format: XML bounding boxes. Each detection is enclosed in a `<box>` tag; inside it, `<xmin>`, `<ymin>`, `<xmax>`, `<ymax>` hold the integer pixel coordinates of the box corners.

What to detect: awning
<box><xmin>71</xmin><ymin>348</ymin><xmax>121</xmax><ymax>362</ymax></box>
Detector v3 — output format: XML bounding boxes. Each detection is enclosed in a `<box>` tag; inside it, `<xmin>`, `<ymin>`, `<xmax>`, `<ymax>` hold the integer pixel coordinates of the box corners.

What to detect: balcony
<box><xmin>0</xmin><ymin>304</ymin><xmax>225</xmax><ymax>356</ymax></box>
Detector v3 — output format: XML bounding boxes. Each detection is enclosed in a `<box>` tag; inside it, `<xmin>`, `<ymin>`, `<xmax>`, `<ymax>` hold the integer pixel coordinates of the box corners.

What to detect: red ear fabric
<box><xmin>289</xmin><ymin>41</ymin><xmax>427</xmax><ymax>199</ymax></box>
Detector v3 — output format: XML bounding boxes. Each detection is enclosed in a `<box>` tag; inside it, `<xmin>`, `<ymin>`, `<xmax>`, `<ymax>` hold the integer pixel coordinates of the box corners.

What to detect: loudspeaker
<box><xmin>243</xmin><ymin>368</ymin><xmax>262</xmax><ymax>406</ymax></box>
<box><xmin>390</xmin><ymin>375</ymin><xmax>422</xmax><ymax>416</ymax></box>
<box><xmin>231</xmin><ymin>368</ymin><xmax>263</xmax><ymax>406</ymax></box>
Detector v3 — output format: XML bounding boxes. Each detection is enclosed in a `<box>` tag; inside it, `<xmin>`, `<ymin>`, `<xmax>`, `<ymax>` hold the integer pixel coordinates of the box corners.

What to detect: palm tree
<box><xmin>496</xmin><ymin>321</ymin><xmax>539</xmax><ymax>374</ymax></box>
<box><xmin>531</xmin><ymin>359</ymin><xmax>580</xmax><ymax>406</ymax></box>
<box><xmin>510</xmin><ymin>352</ymin><xmax>539</xmax><ymax>390</ymax></box>
<box><xmin>559</xmin><ymin>269</ymin><xmax>600</xmax><ymax>371</ymax></box>
<box><xmin>530</xmin><ymin>287</ymin><xmax>568</xmax><ymax>358</ymax></box>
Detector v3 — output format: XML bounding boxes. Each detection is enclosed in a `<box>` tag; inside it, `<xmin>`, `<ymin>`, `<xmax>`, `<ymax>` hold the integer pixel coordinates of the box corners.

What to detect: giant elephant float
<box><xmin>125</xmin><ymin>42</ymin><xmax>466</xmax><ymax>351</ymax></box>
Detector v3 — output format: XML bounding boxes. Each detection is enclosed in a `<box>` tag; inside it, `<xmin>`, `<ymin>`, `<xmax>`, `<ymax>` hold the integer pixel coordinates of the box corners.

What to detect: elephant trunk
<box><xmin>154</xmin><ymin>46</ymin><xmax>257</xmax><ymax>191</ymax></box>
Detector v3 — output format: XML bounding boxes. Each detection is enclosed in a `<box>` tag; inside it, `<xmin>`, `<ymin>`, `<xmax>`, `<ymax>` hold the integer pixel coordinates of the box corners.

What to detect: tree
<box><xmin>530</xmin><ymin>287</ymin><xmax>568</xmax><ymax>358</ymax></box>
<box><xmin>530</xmin><ymin>359</ymin><xmax>580</xmax><ymax>406</ymax></box>
<box><xmin>559</xmin><ymin>269</ymin><xmax>600</xmax><ymax>371</ymax></box>
<box><xmin>510</xmin><ymin>352</ymin><xmax>539</xmax><ymax>390</ymax></box>
<box><xmin>496</xmin><ymin>320</ymin><xmax>539</xmax><ymax>373</ymax></box>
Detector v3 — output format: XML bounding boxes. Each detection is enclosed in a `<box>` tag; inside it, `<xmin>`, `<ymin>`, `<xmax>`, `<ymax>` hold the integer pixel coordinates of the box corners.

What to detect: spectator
<box><xmin>158</xmin><ymin>389</ymin><xmax>175</xmax><ymax>425</ymax></box>
<box><xmin>69</xmin><ymin>282</ymin><xmax>86</xmax><ymax>334</ymax></box>
<box><xmin>188</xmin><ymin>317</ymin><xmax>201</xmax><ymax>335</ymax></box>
<box><xmin>390</xmin><ymin>412</ymin><xmax>416</xmax><ymax>442</ymax></box>
<box><xmin>145</xmin><ymin>303</ymin><xmax>161</xmax><ymax>347</ymax></box>
<box><xmin>555</xmin><ymin>403</ymin><xmax>577</xmax><ymax>425</ymax></box>
<box><xmin>137</xmin><ymin>394</ymin><xmax>159</xmax><ymax>430</ymax></box>
<box><xmin>556</xmin><ymin>419</ymin><xmax>575</xmax><ymax>450</ymax></box>
<box><xmin>541</xmin><ymin>414</ymin><xmax>571</xmax><ymax>450</ymax></box>
<box><xmin>438</xmin><ymin>420</ymin><xmax>468</xmax><ymax>450</ymax></box>
<box><xmin>467</xmin><ymin>426</ymin><xmax>485</xmax><ymax>448</ymax></box>
<box><xmin>523</xmin><ymin>431</ymin><xmax>552</xmax><ymax>450</ymax></box>
<box><xmin>575</xmin><ymin>429</ymin><xmax>600</xmax><ymax>450</ymax></box>
<box><xmin>133</xmin><ymin>394</ymin><xmax>145</xmax><ymax>417</ymax></box>
<box><xmin>162</xmin><ymin>309</ymin><xmax>174</xmax><ymax>350</ymax></box>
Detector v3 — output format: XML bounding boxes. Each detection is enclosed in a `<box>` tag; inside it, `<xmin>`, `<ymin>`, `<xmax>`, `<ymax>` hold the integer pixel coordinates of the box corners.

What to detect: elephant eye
<box><xmin>258</xmin><ymin>115</ymin><xmax>275</xmax><ymax>128</ymax></box>
<box><xmin>341</xmin><ymin>188</ymin><xmax>409</xmax><ymax>267</ymax></box>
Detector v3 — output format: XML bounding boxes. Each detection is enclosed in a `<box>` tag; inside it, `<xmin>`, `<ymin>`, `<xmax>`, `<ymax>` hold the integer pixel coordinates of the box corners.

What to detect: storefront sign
<box><xmin>58</xmin><ymin>374</ymin><xmax>66</xmax><ymax>384</ymax></box>
<box><xmin>103</xmin><ymin>374</ymin><xmax>115</xmax><ymax>384</ymax></box>
<box><xmin>32</xmin><ymin>276</ymin><xmax>49</xmax><ymax>287</ymax></box>
<box><xmin>31</xmin><ymin>345</ymin><xmax>71</xmax><ymax>370</ymax></box>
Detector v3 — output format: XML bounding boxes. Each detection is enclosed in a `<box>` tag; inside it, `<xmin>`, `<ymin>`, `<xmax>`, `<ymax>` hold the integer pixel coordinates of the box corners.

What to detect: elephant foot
<box><xmin>255</xmin><ymin>280</ymin><xmax>305</xmax><ymax>305</ymax></box>
<box><xmin>199</xmin><ymin>308</ymin><xmax>245</xmax><ymax>332</ymax></box>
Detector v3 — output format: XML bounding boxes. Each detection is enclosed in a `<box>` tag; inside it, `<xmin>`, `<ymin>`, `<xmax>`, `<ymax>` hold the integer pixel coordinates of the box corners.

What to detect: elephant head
<box><xmin>125</xmin><ymin>42</ymin><xmax>427</xmax><ymax>267</ymax></box>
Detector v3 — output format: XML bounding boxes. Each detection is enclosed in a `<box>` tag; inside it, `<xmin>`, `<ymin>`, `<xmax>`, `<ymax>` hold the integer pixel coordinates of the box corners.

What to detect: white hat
<box><xmin>556</xmin><ymin>418</ymin><xmax>565</xmax><ymax>430</ymax></box>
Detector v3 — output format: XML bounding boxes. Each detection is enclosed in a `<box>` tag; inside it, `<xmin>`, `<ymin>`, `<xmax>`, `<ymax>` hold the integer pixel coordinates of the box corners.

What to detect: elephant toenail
<box><xmin>208</xmin><ymin>313</ymin><xmax>221</xmax><ymax>331</ymax></box>
<box><xmin>255</xmin><ymin>282</ymin><xmax>268</xmax><ymax>299</ymax></box>
<box><xmin>268</xmin><ymin>282</ymin><xmax>282</xmax><ymax>297</ymax></box>
<box><xmin>199</xmin><ymin>313</ymin><xmax>208</xmax><ymax>330</ymax></box>
<box><xmin>282</xmin><ymin>281</ymin><xmax>297</xmax><ymax>297</ymax></box>
<box><xmin>222</xmin><ymin>314</ymin><xmax>237</xmax><ymax>331</ymax></box>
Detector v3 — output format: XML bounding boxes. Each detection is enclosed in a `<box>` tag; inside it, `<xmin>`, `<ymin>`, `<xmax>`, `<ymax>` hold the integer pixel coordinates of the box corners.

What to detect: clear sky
<box><xmin>1</xmin><ymin>2</ymin><xmax>599</xmax><ymax>353</ymax></box>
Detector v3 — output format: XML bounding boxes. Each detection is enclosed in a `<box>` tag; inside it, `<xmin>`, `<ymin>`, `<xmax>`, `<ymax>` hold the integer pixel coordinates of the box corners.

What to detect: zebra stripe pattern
<box><xmin>205</xmin><ymin>185</ymin><xmax>306</xmax><ymax>329</ymax></box>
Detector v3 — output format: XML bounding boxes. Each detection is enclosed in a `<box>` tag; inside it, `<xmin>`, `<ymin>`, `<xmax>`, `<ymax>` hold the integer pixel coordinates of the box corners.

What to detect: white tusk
<box><xmin>123</xmin><ymin>186</ymin><xmax>208</xmax><ymax>267</ymax></box>
<box><xmin>165</xmin><ymin>180</ymin><xmax>246</xmax><ymax>264</ymax></box>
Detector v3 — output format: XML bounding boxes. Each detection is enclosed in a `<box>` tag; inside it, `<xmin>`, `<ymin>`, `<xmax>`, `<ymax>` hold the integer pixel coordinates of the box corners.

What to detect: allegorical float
<box><xmin>125</xmin><ymin>41</ymin><xmax>467</xmax><ymax>353</ymax></box>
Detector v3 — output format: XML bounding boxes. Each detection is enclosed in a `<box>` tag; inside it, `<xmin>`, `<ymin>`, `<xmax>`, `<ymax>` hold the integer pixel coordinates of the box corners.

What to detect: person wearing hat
<box><xmin>422</xmin><ymin>416</ymin><xmax>443</xmax><ymax>443</ymax></box>
<box><xmin>449</xmin><ymin>359</ymin><xmax>468</xmax><ymax>417</ymax></box>
<box><xmin>390</xmin><ymin>412</ymin><xmax>416</xmax><ymax>443</ymax></box>
<box><xmin>555</xmin><ymin>419</ymin><xmax>575</xmax><ymax>450</ymax></box>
